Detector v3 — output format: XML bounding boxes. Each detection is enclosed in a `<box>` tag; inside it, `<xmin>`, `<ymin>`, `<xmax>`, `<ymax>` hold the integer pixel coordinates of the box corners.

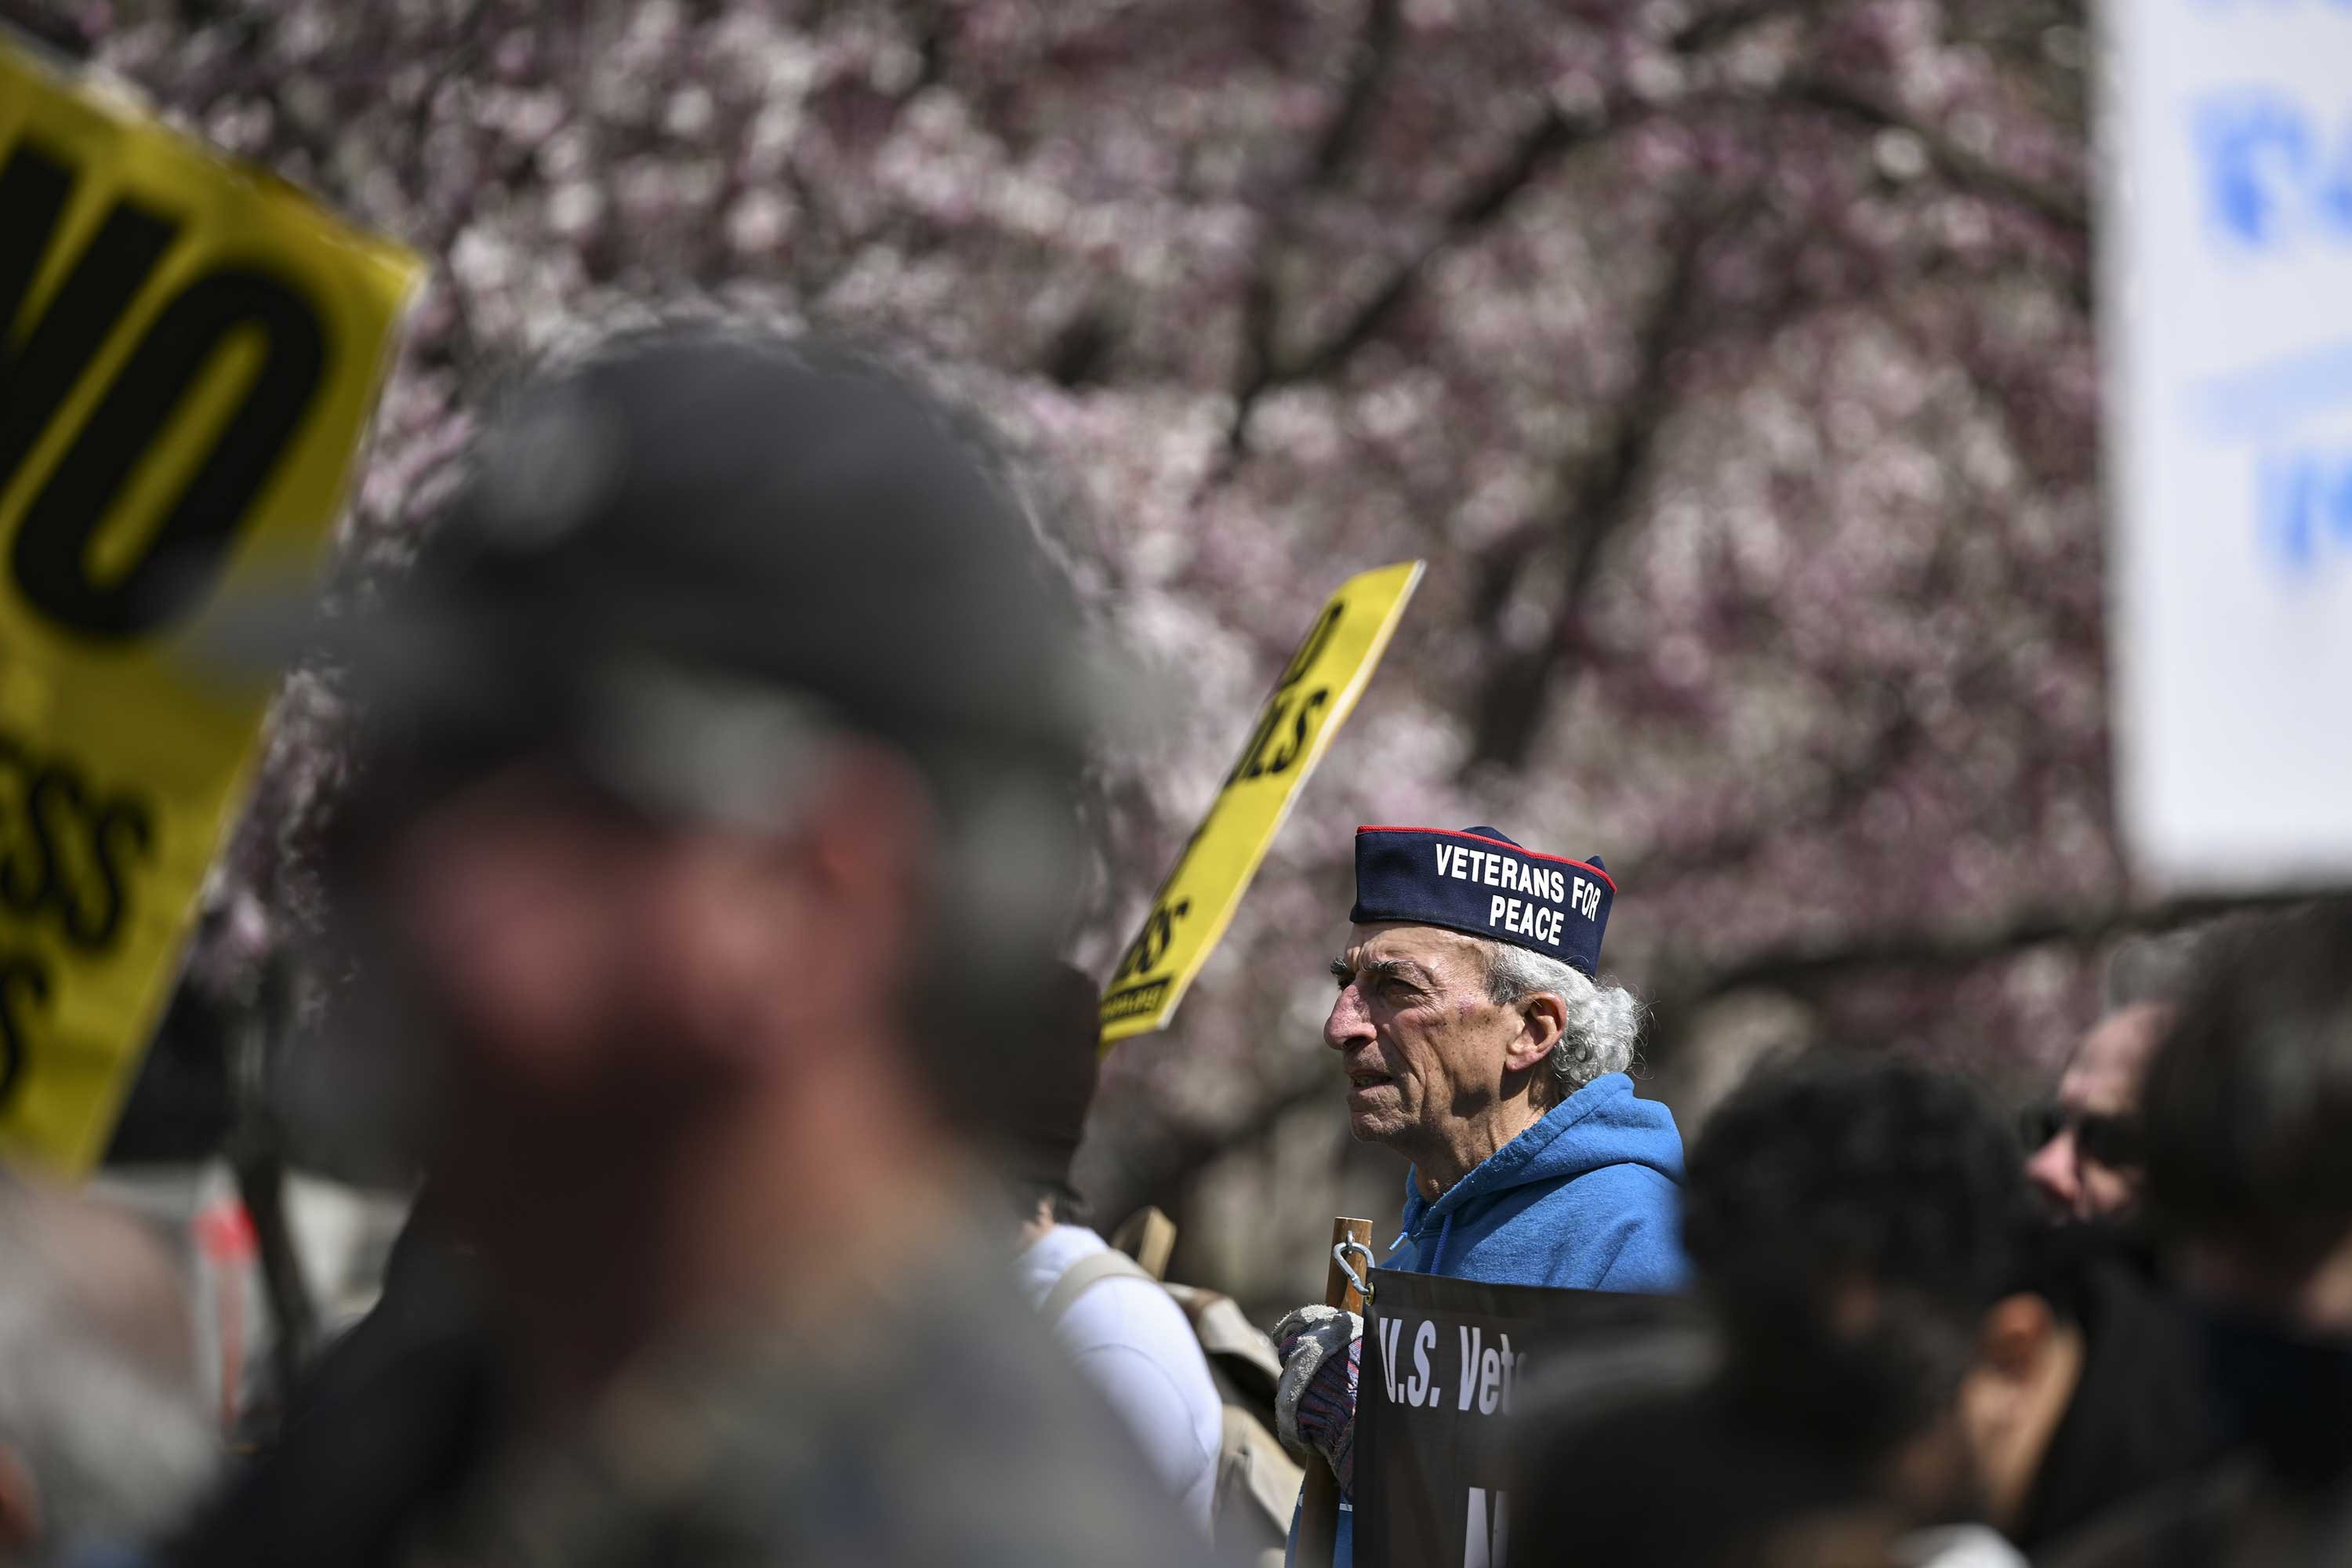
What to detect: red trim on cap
<box><xmin>1355</xmin><ymin>826</ymin><xmax>1617</xmax><ymax>893</ymax></box>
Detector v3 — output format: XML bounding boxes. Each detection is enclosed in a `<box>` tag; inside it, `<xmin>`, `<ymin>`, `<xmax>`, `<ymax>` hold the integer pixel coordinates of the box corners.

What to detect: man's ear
<box><xmin>1979</xmin><ymin>1292</ymin><xmax>2057</xmax><ymax>1381</ymax></box>
<box><xmin>1504</xmin><ymin>989</ymin><xmax>1567</xmax><ymax>1076</ymax></box>
<box><xmin>0</xmin><ymin>1442</ymin><xmax>40</xmax><ymax>1550</ymax></box>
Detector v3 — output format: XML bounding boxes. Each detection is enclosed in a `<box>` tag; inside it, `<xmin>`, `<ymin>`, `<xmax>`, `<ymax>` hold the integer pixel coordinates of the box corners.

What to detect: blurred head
<box><xmin>327</xmin><ymin>326</ymin><xmax>1091</xmax><ymax>1214</ymax></box>
<box><xmin>1517</xmin><ymin>1389</ymin><xmax>1904</xmax><ymax>1568</ymax></box>
<box><xmin>2138</xmin><ymin>901</ymin><xmax>2352</xmax><ymax>1491</ymax></box>
<box><xmin>981</xmin><ymin>961</ymin><xmax>1104</xmax><ymax>1232</ymax></box>
<box><xmin>2022</xmin><ymin>1002</ymin><xmax>2168</xmax><ymax>1221</ymax></box>
<box><xmin>1685</xmin><ymin>1053</ymin><xmax>2076</xmax><ymax>1532</ymax></box>
<box><xmin>0</xmin><ymin>1181</ymin><xmax>213</xmax><ymax>1566</ymax></box>
<box><xmin>1325</xmin><ymin>922</ymin><xmax>1638</xmax><ymax>1156</ymax></box>
<box><xmin>2143</xmin><ymin>901</ymin><xmax>2352</xmax><ymax>1332</ymax></box>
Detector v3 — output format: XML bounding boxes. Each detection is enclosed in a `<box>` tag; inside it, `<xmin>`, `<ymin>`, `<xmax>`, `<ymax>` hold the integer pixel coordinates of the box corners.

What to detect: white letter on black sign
<box><xmin>1465</xmin><ymin>1487</ymin><xmax>1509</xmax><ymax>1568</ymax></box>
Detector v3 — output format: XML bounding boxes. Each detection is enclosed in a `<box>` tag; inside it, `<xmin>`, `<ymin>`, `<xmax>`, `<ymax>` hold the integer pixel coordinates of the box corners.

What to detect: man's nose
<box><xmin>2024</xmin><ymin>1128</ymin><xmax>2082</xmax><ymax>1212</ymax></box>
<box><xmin>1325</xmin><ymin>987</ymin><xmax>1373</xmax><ymax>1054</ymax></box>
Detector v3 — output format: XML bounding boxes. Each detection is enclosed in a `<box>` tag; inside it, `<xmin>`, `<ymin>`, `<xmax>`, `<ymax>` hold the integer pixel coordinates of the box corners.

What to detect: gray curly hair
<box><xmin>1479</xmin><ymin>939</ymin><xmax>1642</xmax><ymax>1097</ymax></box>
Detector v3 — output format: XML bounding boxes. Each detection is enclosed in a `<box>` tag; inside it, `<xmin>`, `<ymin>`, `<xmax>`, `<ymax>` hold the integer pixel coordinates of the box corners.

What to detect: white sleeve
<box><xmin>1069</xmin><ymin>1341</ymin><xmax>1219</xmax><ymax>1527</ymax></box>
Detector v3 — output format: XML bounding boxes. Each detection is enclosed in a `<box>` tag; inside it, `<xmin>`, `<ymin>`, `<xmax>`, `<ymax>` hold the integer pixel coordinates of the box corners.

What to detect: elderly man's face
<box><xmin>1325</xmin><ymin>923</ymin><xmax>1524</xmax><ymax>1149</ymax></box>
<box><xmin>2024</xmin><ymin>1002</ymin><xmax>2170</xmax><ymax>1221</ymax></box>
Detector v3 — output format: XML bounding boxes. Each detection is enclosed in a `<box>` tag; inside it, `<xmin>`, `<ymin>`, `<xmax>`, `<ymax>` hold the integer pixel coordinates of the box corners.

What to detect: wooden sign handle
<box><xmin>1295</xmin><ymin>1214</ymin><xmax>1375</xmax><ymax>1566</ymax></box>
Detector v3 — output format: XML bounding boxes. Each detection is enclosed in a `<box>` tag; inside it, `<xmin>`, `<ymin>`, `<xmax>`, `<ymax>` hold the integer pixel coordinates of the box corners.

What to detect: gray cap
<box><xmin>333</xmin><ymin>326</ymin><xmax>1091</xmax><ymax>832</ymax></box>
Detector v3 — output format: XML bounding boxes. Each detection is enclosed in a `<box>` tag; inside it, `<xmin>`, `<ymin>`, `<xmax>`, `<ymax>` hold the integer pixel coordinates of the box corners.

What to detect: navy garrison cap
<box><xmin>1350</xmin><ymin>826</ymin><xmax>1614</xmax><ymax>975</ymax></box>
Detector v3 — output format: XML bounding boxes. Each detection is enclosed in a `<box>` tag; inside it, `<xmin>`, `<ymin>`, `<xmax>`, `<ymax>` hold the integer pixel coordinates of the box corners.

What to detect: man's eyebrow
<box><xmin>1338</xmin><ymin>956</ymin><xmax>1428</xmax><ymax>985</ymax></box>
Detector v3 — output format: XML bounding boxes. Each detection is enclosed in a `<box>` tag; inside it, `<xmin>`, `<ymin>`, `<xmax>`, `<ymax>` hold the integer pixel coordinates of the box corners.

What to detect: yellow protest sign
<box><xmin>1101</xmin><ymin>561</ymin><xmax>1424</xmax><ymax>1044</ymax></box>
<box><xmin>0</xmin><ymin>35</ymin><xmax>422</xmax><ymax>1171</ymax></box>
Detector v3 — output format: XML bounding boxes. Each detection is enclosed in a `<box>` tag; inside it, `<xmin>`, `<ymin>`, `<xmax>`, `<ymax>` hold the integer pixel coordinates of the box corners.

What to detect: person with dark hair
<box><xmin>2022</xmin><ymin>1006</ymin><xmax>2164</xmax><ymax>1223</ymax></box>
<box><xmin>2052</xmin><ymin>899</ymin><xmax>2352</xmax><ymax>1567</ymax></box>
<box><xmin>2024</xmin><ymin>931</ymin><xmax>2201</xmax><ymax>1223</ymax></box>
<box><xmin>1683</xmin><ymin>1052</ymin><xmax>2219</xmax><ymax>1564</ymax></box>
<box><xmin>1514</xmin><ymin>1387</ymin><xmax>1907</xmax><ymax>1568</ymax></box>
<box><xmin>181</xmin><ymin>324</ymin><xmax>1205</xmax><ymax>1568</ymax></box>
<box><xmin>991</xmin><ymin>964</ymin><xmax>1223</xmax><ymax>1532</ymax></box>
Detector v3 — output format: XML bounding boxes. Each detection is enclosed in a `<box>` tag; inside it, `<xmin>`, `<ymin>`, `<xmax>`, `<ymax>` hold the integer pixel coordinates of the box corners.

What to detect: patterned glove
<box><xmin>1272</xmin><ymin>1304</ymin><xmax>1363</xmax><ymax>1497</ymax></box>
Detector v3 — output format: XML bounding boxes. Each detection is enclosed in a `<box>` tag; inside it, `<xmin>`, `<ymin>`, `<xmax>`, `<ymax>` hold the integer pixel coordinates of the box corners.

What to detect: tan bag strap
<box><xmin>1040</xmin><ymin>1247</ymin><xmax>1156</xmax><ymax>1325</ymax></box>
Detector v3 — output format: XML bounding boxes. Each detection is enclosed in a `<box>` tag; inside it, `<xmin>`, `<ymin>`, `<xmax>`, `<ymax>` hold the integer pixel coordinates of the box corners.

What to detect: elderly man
<box><xmin>1277</xmin><ymin>825</ymin><xmax>1687</xmax><ymax>1563</ymax></box>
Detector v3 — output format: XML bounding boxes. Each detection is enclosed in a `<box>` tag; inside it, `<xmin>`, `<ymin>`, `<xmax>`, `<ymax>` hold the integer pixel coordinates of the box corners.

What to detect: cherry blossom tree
<box><xmin>16</xmin><ymin>0</ymin><xmax>2208</xmax><ymax>1304</ymax></box>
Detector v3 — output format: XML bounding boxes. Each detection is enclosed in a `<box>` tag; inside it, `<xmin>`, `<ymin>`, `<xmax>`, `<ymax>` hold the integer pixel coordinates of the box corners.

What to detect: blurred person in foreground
<box><xmin>992</xmin><ymin>964</ymin><xmax>1223</xmax><ymax>1533</ymax></box>
<box><xmin>165</xmin><ymin>1190</ymin><xmax>494</xmax><ymax>1568</ymax></box>
<box><xmin>2051</xmin><ymin>901</ymin><xmax>2352</xmax><ymax>1567</ymax></box>
<box><xmin>1278</xmin><ymin>826</ymin><xmax>1686</xmax><ymax>1565</ymax></box>
<box><xmin>1516</xmin><ymin>1388</ymin><xmax>1910</xmax><ymax>1568</ymax></box>
<box><xmin>241</xmin><ymin>325</ymin><xmax>1205</xmax><ymax>1566</ymax></box>
<box><xmin>2024</xmin><ymin>932</ymin><xmax>2200</xmax><ymax>1225</ymax></box>
<box><xmin>1677</xmin><ymin>1053</ymin><xmax>2217</xmax><ymax>1566</ymax></box>
<box><xmin>0</xmin><ymin>1177</ymin><xmax>215</xmax><ymax>1566</ymax></box>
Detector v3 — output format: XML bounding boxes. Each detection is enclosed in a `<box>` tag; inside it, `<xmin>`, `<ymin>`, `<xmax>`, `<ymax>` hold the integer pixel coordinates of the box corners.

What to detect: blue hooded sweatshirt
<box><xmin>1385</xmin><ymin>1070</ymin><xmax>1687</xmax><ymax>1291</ymax></box>
<box><xmin>1290</xmin><ymin>1073</ymin><xmax>1688</xmax><ymax>1566</ymax></box>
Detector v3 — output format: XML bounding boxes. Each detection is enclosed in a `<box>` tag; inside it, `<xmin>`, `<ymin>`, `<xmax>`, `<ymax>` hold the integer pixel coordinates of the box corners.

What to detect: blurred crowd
<box><xmin>4</xmin><ymin>325</ymin><xmax>2350</xmax><ymax>1568</ymax></box>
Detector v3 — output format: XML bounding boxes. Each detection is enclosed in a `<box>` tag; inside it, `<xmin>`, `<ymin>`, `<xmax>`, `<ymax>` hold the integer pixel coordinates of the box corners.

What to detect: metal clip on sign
<box><xmin>1298</xmin><ymin>1216</ymin><xmax>1376</xmax><ymax>1566</ymax></box>
<box><xmin>1334</xmin><ymin>1237</ymin><xmax>1377</xmax><ymax>1307</ymax></box>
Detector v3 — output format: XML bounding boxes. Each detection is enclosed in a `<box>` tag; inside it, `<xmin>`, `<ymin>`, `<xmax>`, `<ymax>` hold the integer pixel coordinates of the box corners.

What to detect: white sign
<box><xmin>2104</xmin><ymin>0</ymin><xmax>2352</xmax><ymax>887</ymax></box>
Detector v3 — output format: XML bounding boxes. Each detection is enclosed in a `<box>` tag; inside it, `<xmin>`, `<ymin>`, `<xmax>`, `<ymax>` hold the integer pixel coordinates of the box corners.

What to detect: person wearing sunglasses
<box><xmin>2024</xmin><ymin>1004</ymin><xmax>2170</xmax><ymax>1223</ymax></box>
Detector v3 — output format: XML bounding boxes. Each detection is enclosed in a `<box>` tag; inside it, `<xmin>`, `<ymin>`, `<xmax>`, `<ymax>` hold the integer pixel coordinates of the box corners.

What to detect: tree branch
<box><xmin>1222</xmin><ymin>52</ymin><xmax>2089</xmax><ymax>442</ymax></box>
<box><xmin>1461</xmin><ymin>197</ymin><xmax>1730</xmax><ymax>771</ymax></box>
<box><xmin>1311</xmin><ymin>0</ymin><xmax>1402</xmax><ymax>180</ymax></box>
<box><xmin>1654</xmin><ymin>886</ymin><xmax>2335</xmax><ymax>1019</ymax></box>
<box><xmin>1221</xmin><ymin>0</ymin><xmax>1410</xmax><ymax>452</ymax></box>
<box><xmin>1785</xmin><ymin>74</ymin><xmax>2089</xmax><ymax>235</ymax></box>
<box><xmin>1665</xmin><ymin>0</ymin><xmax>1814</xmax><ymax>56</ymax></box>
<box><xmin>1276</xmin><ymin>107</ymin><xmax>1586</xmax><ymax>394</ymax></box>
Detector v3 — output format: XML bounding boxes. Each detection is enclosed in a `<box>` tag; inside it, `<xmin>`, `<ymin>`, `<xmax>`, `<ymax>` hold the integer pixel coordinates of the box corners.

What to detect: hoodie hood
<box><xmin>1389</xmin><ymin>1072</ymin><xmax>1688</xmax><ymax>1292</ymax></box>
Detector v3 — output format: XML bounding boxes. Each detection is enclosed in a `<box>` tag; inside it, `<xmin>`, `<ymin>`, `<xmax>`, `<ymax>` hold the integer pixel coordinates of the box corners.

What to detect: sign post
<box><xmin>1100</xmin><ymin>561</ymin><xmax>1422</xmax><ymax>1045</ymax></box>
<box><xmin>2103</xmin><ymin>0</ymin><xmax>2352</xmax><ymax>886</ymax></box>
<box><xmin>1295</xmin><ymin>1215</ymin><xmax>1374</xmax><ymax>1567</ymax></box>
<box><xmin>0</xmin><ymin>34</ymin><xmax>421</xmax><ymax>1171</ymax></box>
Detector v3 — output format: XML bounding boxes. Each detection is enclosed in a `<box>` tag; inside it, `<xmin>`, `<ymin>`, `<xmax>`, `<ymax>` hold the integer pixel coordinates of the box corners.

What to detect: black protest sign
<box><xmin>1354</xmin><ymin>1269</ymin><xmax>1697</xmax><ymax>1568</ymax></box>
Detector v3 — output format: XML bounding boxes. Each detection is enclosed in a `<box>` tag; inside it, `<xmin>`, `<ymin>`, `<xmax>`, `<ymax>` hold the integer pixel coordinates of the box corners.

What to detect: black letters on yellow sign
<box><xmin>1112</xmin><ymin>895</ymin><xmax>1192</xmax><ymax>986</ymax></box>
<box><xmin>0</xmin><ymin>36</ymin><xmax>416</xmax><ymax>1170</ymax></box>
<box><xmin>0</xmin><ymin>735</ymin><xmax>154</xmax><ymax>952</ymax></box>
<box><xmin>1106</xmin><ymin>603</ymin><xmax>1344</xmax><ymax>992</ymax></box>
<box><xmin>1224</xmin><ymin>597</ymin><xmax>1344</xmax><ymax>787</ymax></box>
<box><xmin>0</xmin><ymin>138</ymin><xmax>328</xmax><ymax>639</ymax></box>
<box><xmin>0</xmin><ymin>952</ymin><xmax>49</xmax><ymax>1109</ymax></box>
<box><xmin>0</xmin><ymin>724</ymin><xmax>157</xmax><ymax>1112</ymax></box>
<box><xmin>1098</xmin><ymin>561</ymin><xmax>1421</xmax><ymax>1046</ymax></box>
<box><xmin>1227</xmin><ymin>685</ymin><xmax>1331</xmax><ymax>782</ymax></box>
<box><xmin>1276</xmin><ymin>601</ymin><xmax>1344</xmax><ymax>688</ymax></box>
